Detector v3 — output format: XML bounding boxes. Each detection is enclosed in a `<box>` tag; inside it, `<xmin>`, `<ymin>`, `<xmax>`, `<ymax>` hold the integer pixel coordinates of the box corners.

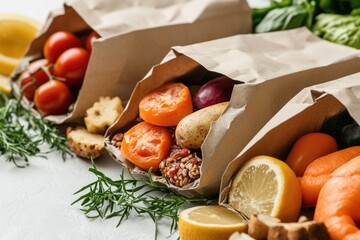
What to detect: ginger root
<box><xmin>248</xmin><ymin>214</ymin><xmax>330</xmax><ymax>240</ymax></box>
<box><xmin>229</xmin><ymin>232</ymin><xmax>256</xmax><ymax>240</ymax></box>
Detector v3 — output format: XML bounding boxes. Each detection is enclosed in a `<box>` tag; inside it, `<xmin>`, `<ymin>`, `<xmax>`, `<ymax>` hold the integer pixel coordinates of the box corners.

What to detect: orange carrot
<box><xmin>314</xmin><ymin>156</ymin><xmax>360</xmax><ymax>240</ymax></box>
<box><xmin>300</xmin><ymin>146</ymin><xmax>360</xmax><ymax>207</ymax></box>
<box><xmin>285</xmin><ymin>132</ymin><xmax>338</xmax><ymax>177</ymax></box>
<box><xmin>322</xmin><ymin>215</ymin><xmax>360</xmax><ymax>240</ymax></box>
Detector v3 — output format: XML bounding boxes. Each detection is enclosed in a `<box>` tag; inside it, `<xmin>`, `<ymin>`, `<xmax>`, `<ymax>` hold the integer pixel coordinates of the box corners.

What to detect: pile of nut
<box><xmin>159</xmin><ymin>145</ymin><xmax>202</xmax><ymax>187</ymax></box>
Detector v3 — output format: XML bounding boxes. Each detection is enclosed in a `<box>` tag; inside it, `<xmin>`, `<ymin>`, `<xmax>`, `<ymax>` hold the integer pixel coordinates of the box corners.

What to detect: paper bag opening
<box><xmin>106</xmin><ymin>28</ymin><xmax>360</xmax><ymax>198</ymax></box>
<box><xmin>219</xmin><ymin>72</ymin><xmax>360</xmax><ymax>218</ymax></box>
<box><xmin>11</xmin><ymin>0</ymin><xmax>252</xmax><ymax>125</ymax></box>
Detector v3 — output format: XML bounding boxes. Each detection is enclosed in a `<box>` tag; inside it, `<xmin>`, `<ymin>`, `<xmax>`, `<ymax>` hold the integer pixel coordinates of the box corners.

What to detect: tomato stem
<box><xmin>39</xmin><ymin>64</ymin><xmax>53</xmax><ymax>80</ymax></box>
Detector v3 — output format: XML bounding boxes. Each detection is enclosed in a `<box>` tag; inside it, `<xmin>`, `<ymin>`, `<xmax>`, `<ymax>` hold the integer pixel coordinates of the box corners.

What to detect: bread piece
<box><xmin>84</xmin><ymin>96</ymin><xmax>123</xmax><ymax>134</ymax></box>
<box><xmin>67</xmin><ymin>126</ymin><xmax>104</xmax><ymax>159</ymax></box>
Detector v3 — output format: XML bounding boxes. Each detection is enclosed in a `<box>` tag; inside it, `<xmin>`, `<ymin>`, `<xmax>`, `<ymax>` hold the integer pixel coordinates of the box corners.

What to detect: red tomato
<box><xmin>121</xmin><ymin>122</ymin><xmax>172</xmax><ymax>172</ymax></box>
<box><xmin>139</xmin><ymin>83</ymin><xmax>193</xmax><ymax>126</ymax></box>
<box><xmin>34</xmin><ymin>80</ymin><xmax>74</xmax><ymax>116</ymax></box>
<box><xmin>85</xmin><ymin>31</ymin><xmax>100</xmax><ymax>53</ymax></box>
<box><xmin>44</xmin><ymin>31</ymin><xmax>82</xmax><ymax>63</ymax></box>
<box><xmin>79</xmin><ymin>34</ymin><xmax>88</xmax><ymax>48</ymax></box>
<box><xmin>285</xmin><ymin>132</ymin><xmax>338</xmax><ymax>177</ymax></box>
<box><xmin>54</xmin><ymin>47</ymin><xmax>90</xmax><ymax>87</ymax></box>
<box><xmin>19</xmin><ymin>59</ymin><xmax>53</xmax><ymax>101</ymax></box>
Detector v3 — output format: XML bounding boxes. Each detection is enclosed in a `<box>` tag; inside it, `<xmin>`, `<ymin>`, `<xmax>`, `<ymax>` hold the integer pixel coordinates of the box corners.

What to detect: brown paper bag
<box><xmin>105</xmin><ymin>27</ymin><xmax>360</xmax><ymax>197</ymax></box>
<box><xmin>12</xmin><ymin>0</ymin><xmax>251</xmax><ymax>123</ymax></box>
<box><xmin>219</xmin><ymin>72</ymin><xmax>360</xmax><ymax>207</ymax></box>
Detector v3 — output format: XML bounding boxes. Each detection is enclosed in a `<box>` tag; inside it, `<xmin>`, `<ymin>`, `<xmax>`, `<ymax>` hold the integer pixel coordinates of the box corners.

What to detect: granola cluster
<box><xmin>159</xmin><ymin>146</ymin><xmax>202</xmax><ymax>187</ymax></box>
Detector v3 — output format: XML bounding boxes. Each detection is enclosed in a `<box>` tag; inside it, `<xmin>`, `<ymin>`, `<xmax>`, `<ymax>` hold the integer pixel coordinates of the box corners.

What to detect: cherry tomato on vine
<box><xmin>54</xmin><ymin>47</ymin><xmax>90</xmax><ymax>87</ymax></box>
<box><xmin>121</xmin><ymin>121</ymin><xmax>172</xmax><ymax>172</ymax></box>
<box><xmin>34</xmin><ymin>80</ymin><xmax>74</xmax><ymax>116</ymax></box>
<box><xmin>79</xmin><ymin>35</ymin><xmax>88</xmax><ymax>48</ymax></box>
<box><xmin>19</xmin><ymin>59</ymin><xmax>53</xmax><ymax>101</ymax></box>
<box><xmin>85</xmin><ymin>31</ymin><xmax>100</xmax><ymax>53</ymax></box>
<box><xmin>44</xmin><ymin>31</ymin><xmax>82</xmax><ymax>63</ymax></box>
<box><xmin>139</xmin><ymin>83</ymin><xmax>193</xmax><ymax>126</ymax></box>
<box><xmin>285</xmin><ymin>132</ymin><xmax>338</xmax><ymax>177</ymax></box>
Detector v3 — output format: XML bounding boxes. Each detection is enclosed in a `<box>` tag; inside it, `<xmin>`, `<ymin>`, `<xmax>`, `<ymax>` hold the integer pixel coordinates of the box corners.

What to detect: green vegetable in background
<box><xmin>252</xmin><ymin>0</ymin><xmax>292</xmax><ymax>28</ymax></box>
<box><xmin>255</xmin><ymin>0</ymin><xmax>315</xmax><ymax>33</ymax></box>
<box><xmin>313</xmin><ymin>10</ymin><xmax>360</xmax><ymax>49</ymax></box>
<box><xmin>318</xmin><ymin>0</ymin><xmax>360</xmax><ymax>15</ymax></box>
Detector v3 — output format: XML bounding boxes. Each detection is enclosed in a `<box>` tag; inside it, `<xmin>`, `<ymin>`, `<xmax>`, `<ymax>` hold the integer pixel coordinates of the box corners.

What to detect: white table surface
<box><xmin>0</xmin><ymin>1</ymin><xmax>267</xmax><ymax>239</ymax></box>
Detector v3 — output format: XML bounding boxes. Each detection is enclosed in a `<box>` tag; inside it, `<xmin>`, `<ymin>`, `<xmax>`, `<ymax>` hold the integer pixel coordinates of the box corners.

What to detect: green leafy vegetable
<box><xmin>252</xmin><ymin>0</ymin><xmax>292</xmax><ymax>28</ymax></box>
<box><xmin>255</xmin><ymin>0</ymin><xmax>315</xmax><ymax>33</ymax></box>
<box><xmin>313</xmin><ymin>12</ymin><xmax>360</xmax><ymax>49</ymax></box>
<box><xmin>318</xmin><ymin>0</ymin><xmax>360</xmax><ymax>15</ymax></box>
<box><xmin>72</xmin><ymin>164</ymin><xmax>215</xmax><ymax>239</ymax></box>
<box><xmin>351</xmin><ymin>8</ymin><xmax>360</xmax><ymax>15</ymax></box>
<box><xmin>252</xmin><ymin>0</ymin><xmax>360</xmax><ymax>50</ymax></box>
<box><xmin>0</xmin><ymin>92</ymin><xmax>72</xmax><ymax>167</ymax></box>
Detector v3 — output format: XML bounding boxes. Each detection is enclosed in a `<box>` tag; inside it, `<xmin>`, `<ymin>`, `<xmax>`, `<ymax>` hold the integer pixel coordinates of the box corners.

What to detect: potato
<box><xmin>175</xmin><ymin>102</ymin><xmax>228</xmax><ymax>150</ymax></box>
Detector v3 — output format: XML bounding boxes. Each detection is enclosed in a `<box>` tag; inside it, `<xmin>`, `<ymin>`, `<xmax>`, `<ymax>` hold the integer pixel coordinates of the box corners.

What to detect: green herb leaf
<box><xmin>0</xmin><ymin>92</ymin><xmax>72</xmax><ymax>166</ymax></box>
<box><xmin>72</xmin><ymin>164</ymin><xmax>216</xmax><ymax>239</ymax></box>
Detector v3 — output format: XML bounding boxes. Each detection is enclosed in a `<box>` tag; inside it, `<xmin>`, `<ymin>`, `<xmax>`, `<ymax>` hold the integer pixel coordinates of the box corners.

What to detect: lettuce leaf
<box><xmin>313</xmin><ymin>12</ymin><xmax>360</xmax><ymax>49</ymax></box>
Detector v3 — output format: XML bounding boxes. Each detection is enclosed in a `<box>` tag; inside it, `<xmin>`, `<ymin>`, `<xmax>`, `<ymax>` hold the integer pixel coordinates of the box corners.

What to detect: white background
<box><xmin>0</xmin><ymin>0</ymin><xmax>268</xmax><ymax>23</ymax></box>
<box><xmin>0</xmin><ymin>0</ymin><xmax>267</xmax><ymax>239</ymax></box>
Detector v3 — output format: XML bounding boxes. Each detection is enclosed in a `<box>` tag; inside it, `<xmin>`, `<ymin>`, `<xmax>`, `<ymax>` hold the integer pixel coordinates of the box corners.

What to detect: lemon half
<box><xmin>0</xmin><ymin>74</ymin><xmax>11</xmax><ymax>96</ymax></box>
<box><xmin>178</xmin><ymin>205</ymin><xmax>247</xmax><ymax>240</ymax></box>
<box><xmin>0</xmin><ymin>13</ymin><xmax>41</xmax><ymax>76</ymax></box>
<box><xmin>228</xmin><ymin>156</ymin><xmax>301</xmax><ymax>223</ymax></box>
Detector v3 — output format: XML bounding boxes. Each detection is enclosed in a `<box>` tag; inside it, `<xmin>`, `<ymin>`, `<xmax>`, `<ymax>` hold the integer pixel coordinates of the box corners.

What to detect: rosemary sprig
<box><xmin>20</xmin><ymin>103</ymin><xmax>72</xmax><ymax>160</ymax></box>
<box><xmin>72</xmin><ymin>164</ymin><xmax>216</xmax><ymax>239</ymax></box>
<box><xmin>0</xmin><ymin>92</ymin><xmax>72</xmax><ymax>167</ymax></box>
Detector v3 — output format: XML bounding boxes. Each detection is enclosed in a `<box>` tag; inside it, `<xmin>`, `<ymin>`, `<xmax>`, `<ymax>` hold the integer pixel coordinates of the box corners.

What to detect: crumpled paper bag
<box><xmin>105</xmin><ymin>27</ymin><xmax>360</xmax><ymax>197</ymax></box>
<box><xmin>220</xmin><ymin>72</ymin><xmax>360</xmax><ymax>209</ymax></box>
<box><xmin>12</xmin><ymin>0</ymin><xmax>251</xmax><ymax>123</ymax></box>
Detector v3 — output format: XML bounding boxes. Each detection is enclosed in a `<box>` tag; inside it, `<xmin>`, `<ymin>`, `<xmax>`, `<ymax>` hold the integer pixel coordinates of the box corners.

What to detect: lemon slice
<box><xmin>0</xmin><ymin>74</ymin><xmax>11</xmax><ymax>96</ymax></box>
<box><xmin>0</xmin><ymin>13</ymin><xmax>41</xmax><ymax>76</ymax></box>
<box><xmin>228</xmin><ymin>156</ymin><xmax>301</xmax><ymax>223</ymax></box>
<box><xmin>178</xmin><ymin>205</ymin><xmax>247</xmax><ymax>240</ymax></box>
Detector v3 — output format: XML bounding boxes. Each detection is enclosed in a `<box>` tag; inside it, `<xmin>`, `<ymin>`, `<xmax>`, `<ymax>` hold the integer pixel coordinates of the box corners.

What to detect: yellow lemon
<box><xmin>228</xmin><ymin>156</ymin><xmax>301</xmax><ymax>223</ymax></box>
<box><xmin>178</xmin><ymin>205</ymin><xmax>247</xmax><ymax>240</ymax></box>
<box><xmin>0</xmin><ymin>13</ymin><xmax>41</xmax><ymax>76</ymax></box>
<box><xmin>0</xmin><ymin>74</ymin><xmax>11</xmax><ymax>96</ymax></box>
